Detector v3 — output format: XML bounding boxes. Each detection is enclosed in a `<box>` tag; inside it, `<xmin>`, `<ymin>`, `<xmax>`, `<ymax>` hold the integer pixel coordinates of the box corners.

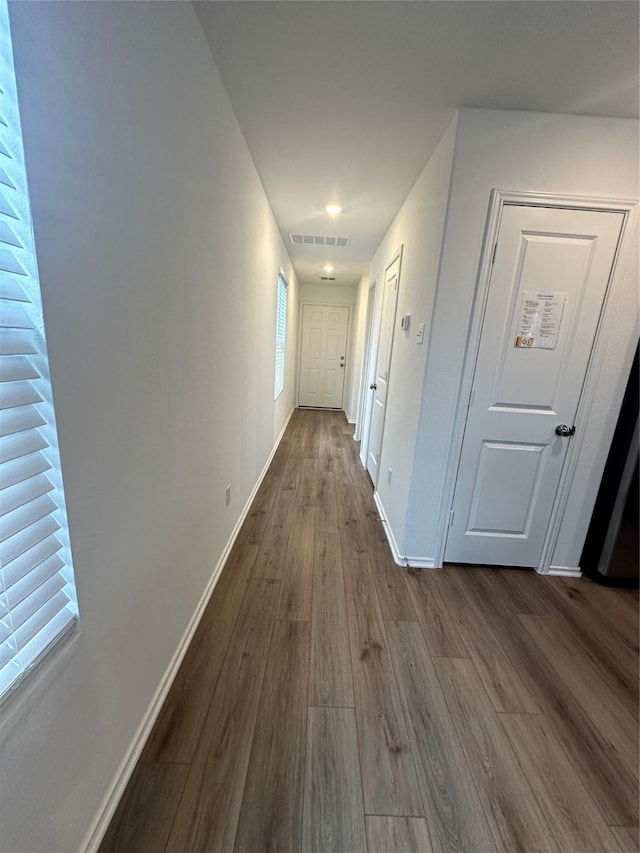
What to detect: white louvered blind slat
<box><xmin>0</xmin><ymin>2</ymin><xmax>78</xmax><ymax>702</ymax></box>
<box><xmin>0</xmin><ymin>471</ymin><xmax>56</xmax><ymax>517</ymax></box>
<box><xmin>274</xmin><ymin>272</ymin><xmax>288</xmax><ymax>399</ymax></box>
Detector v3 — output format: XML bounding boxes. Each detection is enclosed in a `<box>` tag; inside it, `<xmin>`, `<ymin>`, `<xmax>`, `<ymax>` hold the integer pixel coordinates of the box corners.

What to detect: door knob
<box><xmin>370</xmin><ymin>383</ymin><xmax>377</xmax><ymax>390</ymax></box>
<box><xmin>339</xmin><ymin>363</ymin><xmax>344</xmax><ymax>368</ymax></box>
<box><xmin>555</xmin><ymin>424</ymin><xmax>576</xmax><ymax>437</ymax></box>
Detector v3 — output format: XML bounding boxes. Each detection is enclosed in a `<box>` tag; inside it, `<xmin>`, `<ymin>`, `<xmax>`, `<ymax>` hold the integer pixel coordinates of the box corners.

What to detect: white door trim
<box><xmin>434</xmin><ymin>189</ymin><xmax>637</xmax><ymax>574</ymax></box>
<box><xmin>365</xmin><ymin>245</ymin><xmax>403</xmax><ymax>483</ymax></box>
<box><xmin>296</xmin><ymin>302</ymin><xmax>351</xmax><ymax>409</ymax></box>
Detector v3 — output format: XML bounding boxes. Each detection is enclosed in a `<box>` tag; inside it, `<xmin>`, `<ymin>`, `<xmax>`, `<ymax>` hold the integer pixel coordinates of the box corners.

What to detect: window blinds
<box><xmin>274</xmin><ymin>272</ymin><xmax>288</xmax><ymax>399</ymax></box>
<box><xmin>0</xmin><ymin>3</ymin><xmax>78</xmax><ymax>701</ymax></box>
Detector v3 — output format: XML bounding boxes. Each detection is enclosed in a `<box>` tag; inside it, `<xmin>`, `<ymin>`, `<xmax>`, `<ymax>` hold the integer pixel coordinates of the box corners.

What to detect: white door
<box><xmin>298</xmin><ymin>304</ymin><xmax>349</xmax><ymax>408</ymax></box>
<box><xmin>366</xmin><ymin>251</ymin><xmax>401</xmax><ymax>485</ymax></box>
<box><xmin>445</xmin><ymin>204</ymin><xmax>624</xmax><ymax>567</ymax></box>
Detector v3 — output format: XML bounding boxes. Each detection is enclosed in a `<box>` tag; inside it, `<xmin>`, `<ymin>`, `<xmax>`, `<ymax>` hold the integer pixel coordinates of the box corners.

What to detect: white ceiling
<box><xmin>195</xmin><ymin>1</ymin><xmax>639</xmax><ymax>287</ymax></box>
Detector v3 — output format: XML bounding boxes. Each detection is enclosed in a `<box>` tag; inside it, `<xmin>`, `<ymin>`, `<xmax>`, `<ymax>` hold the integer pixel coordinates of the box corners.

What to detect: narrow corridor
<box><xmin>101</xmin><ymin>409</ymin><xmax>639</xmax><ymax>853</ymax></box>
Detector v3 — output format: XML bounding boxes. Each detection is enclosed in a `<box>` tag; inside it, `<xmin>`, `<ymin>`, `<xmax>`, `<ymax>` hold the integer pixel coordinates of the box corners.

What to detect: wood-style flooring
<box><xmin>100</xmin><ymin>409</ymin><xmax>639</xmax><ymax>853</ymax></box>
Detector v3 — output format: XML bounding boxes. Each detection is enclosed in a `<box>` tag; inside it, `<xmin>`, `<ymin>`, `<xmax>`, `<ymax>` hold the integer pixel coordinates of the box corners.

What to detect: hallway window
<box><xmin>274</xmin><ymin>271</ymin><xmax>288</xmax><ymax>399</ymax></box>
<box><xmin>0</xmin><ymin>1</ymin><xmax>79</xmax><ymax>702</ymax></box>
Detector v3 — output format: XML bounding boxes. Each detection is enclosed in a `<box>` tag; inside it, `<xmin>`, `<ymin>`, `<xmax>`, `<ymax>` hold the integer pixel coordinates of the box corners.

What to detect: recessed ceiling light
<box><xmin>325</xmin><ymin>203</ymin><xmax>342</xmax><ymax>215</ymax></box>
<box><xmin>322</xmin><ymin>264</ymin><xmax>334</xmax><ymax>273</ymax></box>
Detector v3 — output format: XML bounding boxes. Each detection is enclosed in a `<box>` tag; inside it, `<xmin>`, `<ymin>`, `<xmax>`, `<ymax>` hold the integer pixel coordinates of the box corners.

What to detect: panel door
<box><xmin>445</xmin><ymin>204</ymin><xmax>624</xmax><ymax>567</ymax></box>
<box><xmin>366</xmin><ymin>254</ymin><xmax>401</xmax><ymax>486</ymax></box>
<box><xmin>298</xmin><ymin>304</ymin><xmax>349</xmax><ymax>408</ymax></box>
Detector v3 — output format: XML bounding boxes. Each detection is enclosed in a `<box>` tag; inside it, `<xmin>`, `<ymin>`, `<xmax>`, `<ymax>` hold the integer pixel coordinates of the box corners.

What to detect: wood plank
<box><xmin>366</xmin><ymin>817</ymin><xmax>433</xmax><ymax>853</ymax></box>
<box><xmin>142</xmin><ymin>543</ymin><xmax>258</xmax><ymax>763</ymax></box>
<box><xmin>353</xmin><ymin>478</ymin><xmax>389</xmax><ymax>550</ymax></box>
<box><xmin>449</xmin><ymin>568</ymin><xmax>638</xmax><ymax>826</ymax></box>
<box><xmin>281</xmin><ymin>448</ymin><xmax>303</xmax><ymax>492</ymax></box>
<box><xmin>302</xmin><ymin>707</ymin><xmax>367</xmax><ymax>853</ymax></box>
<box><xmin>335</xmin><ymin>482</ymin><xmax>368</xmax><ymax>559</ymax></box>
<box><xmin>544</xmin><ymin>596</ymin><xmax>638</xmax><ymax>723</ymax></box>
<box><xmin>491</xmin><ymin>567</ymin><xmax>547</xmax><ymax>615</ymax></box>
<box><xmin>386</xmin><ymin>620</ymin><xmax>498</xmax><ymax>853</ymax></box>
<box><xmin>368</xmin><ymin>547</ymin><xmax>418</xmax><ymax>621</ymax></box>
<box><xmin>333</xmin><ymin>445</ymin><xmax>356</xmax><ymax>486</ymax></box>
<box><xmin>551</xmin><ymin>577</ymin><xmax>639</xmax><ymax>649</ymax></box>
<box><xmin>433</xmin><ymin>568</ymin><xmax>541</xmax><ymax>714</ymax></box>
<box><xmin>234</xmin><ymin>620</ymin><xmax>310</xmax><ymax>853</ymax></box>
<box><xmin>520</xmin><ymin>614</ymin><xmax>639</xmax><ymax>781</ymax></box>
<box><xmin>526</xmin><ymin>576</ymin><xmax>639</xmax><ymax>721</ymax></box>
<box><xmin>277</xmin><ymin>503</ymin><xmax>316</xmax><ymax>621</ymax></box>
<box><xmin>500</xmin><ymin>712</ymin><xmax>626</xmax><ymax>853</ymax></box>
<box><xmin>316</xmin><ymin>471</ymin><xmax>339</xmax><ymax>533</ymax></box>
<box><xmin>406</xmin><ymin>569</ymin><xmax>469</xmax><ymax>657</ymax></box>
<box><xmin>319</xmin><ymin>435</ymin><xmax>337</xmax><ymax>475</ymax></box>
<box><xmin>296</xmin><ymin>457</ymin><xmax>319</xmax><ymax>507</ymax></box>
<box><xmin>343</xmin><ymin>557</ymin><xmax>423</xmax><ymax>817</ymax></box>
<box><xmin>165</xmin><ymin>578</ymin><xmax>279</xmax><ymax>853</ymax></box>
<box><xmin>266</xmin><ymin>437</ymin><xmax>291</xmax><ymax>477</ymax></box>
<box><xmin>499</xmin><ymin>570</ymin><xmax>638</xmax><ymax>715</ymax></box>
<box><xmin>520</xmin><ymin>638</ymin><xmax>639</xmax><ymax>827</ymax></box>
<box><xmin>309</xmin><ymin>532</ymin><xmax>354</xmax><ymax>707</ymax></box>
<box><xmin>253</xmin><ymin>486</ymin><xmax>296</xmax><ymax>580</ymax></box>
<box><xmin>611</xmin><ymin>825</ymin><xmax>639</xmax><ymax>853</ymax></box>
<box><xmin>236</xmin><ymin>474</ymin><xmax>279</xmax><ymax>545</ymax></box>
<box><xmin>434</xmin><ymin>657</ymin><xmax>558</xmax><ymax>852</ymax></box>
<box><xmin>99</xmin><ymin>763</ymin><xmax>189</xmax><ymax>853</ymax></box>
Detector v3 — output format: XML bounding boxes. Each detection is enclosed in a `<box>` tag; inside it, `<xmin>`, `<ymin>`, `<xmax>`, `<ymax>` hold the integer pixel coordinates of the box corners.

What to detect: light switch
<box><xmin>416</xmin><ymin>322</ymin><xmax>425</xmax><ymax>345</ymax></box>
<box><xmin>400</xmin><ymin>313</ymin><xmax>411</xmax><ymax>332</ymax></box>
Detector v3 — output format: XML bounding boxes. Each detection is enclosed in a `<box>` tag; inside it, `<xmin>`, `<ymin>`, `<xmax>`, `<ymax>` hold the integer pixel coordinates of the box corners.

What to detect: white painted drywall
<box><xmin>402</xmin><ymin>108</ymin><xmax>639</xmax><ymax>566</ymax></box>
<box><xmin>364</xmin><ymin>117</ymin><xmax>458</xmax><ymax>544</ymax></box>
<box><xmin>299</xmin><ymin>283</ymin><xmax>357</xmax><ymax>306</ymax></box>
<box><xmin>344</xmin><ymin>276</ymin><xmax>368</xmax><ymax>422</ymax></box>
<box><xmin>1</xmin><ymin>4</ymin><xmax>298</xmax><ymax>851</ymax></box>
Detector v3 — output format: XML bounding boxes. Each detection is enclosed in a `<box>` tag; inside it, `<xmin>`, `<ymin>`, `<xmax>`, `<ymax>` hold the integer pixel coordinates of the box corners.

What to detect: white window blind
<box><xmin>274</xmin><ymin>272</ymin><xmax>288</xmax><ymax>399</ymax></box>
<box><xmin>0</xmin><ymin>1</ymin><xmax>78</xmax><ymax>702</ymax></box>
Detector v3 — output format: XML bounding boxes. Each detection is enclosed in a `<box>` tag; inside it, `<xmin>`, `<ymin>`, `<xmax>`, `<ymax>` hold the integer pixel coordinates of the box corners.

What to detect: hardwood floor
<box><xmin>100</xmin><ymin>409</ymin><xmax>639</xmax><ymax>853</ymax></box>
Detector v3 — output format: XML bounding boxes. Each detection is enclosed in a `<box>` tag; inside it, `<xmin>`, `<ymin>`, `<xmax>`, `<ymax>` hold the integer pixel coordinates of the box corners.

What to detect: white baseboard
<box><xmin>544</xmin><ymin>564</ymin><xmax>583</xmax><ymax>577</ymax></box>
<box><xmin>82</xmin><ymin>407</ymin><xmax>295</xmax><ymax>853</ymax></box>
<box><xmin>372</xmin><ymin>491</ymin><xmax>437</xmax><ymax>569</ymax></box>
<box><xmin>404</xmin><ymin>556</ymin><xmax>438</xmax><ymax>569</ymax></box>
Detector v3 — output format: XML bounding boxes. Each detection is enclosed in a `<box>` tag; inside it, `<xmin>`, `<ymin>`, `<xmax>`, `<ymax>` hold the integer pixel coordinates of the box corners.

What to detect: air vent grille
<box><xmin>321</xmin><ymin>276</ymin><xmax>336</xmax><ymax>281</ymax></box>
<box><xmin>290</xmin><ymin>234</ymin><xmax>350</xmax><ymax>248</ymax></box>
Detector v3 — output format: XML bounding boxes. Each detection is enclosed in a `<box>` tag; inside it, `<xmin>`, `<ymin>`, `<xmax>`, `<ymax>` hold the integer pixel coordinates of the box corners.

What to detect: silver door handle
<box><xmin>555</xmin><ymin>424</ymin><xmax>576</xmax><ymax>437</ymax></box>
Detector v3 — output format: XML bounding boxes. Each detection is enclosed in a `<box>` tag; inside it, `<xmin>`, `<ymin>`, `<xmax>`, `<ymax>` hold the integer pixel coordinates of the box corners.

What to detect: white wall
<box><xmin>365</xmin><ymin>117</ymin><xmax>458</xmax><ymax>547</ymax></box>
<box><xmin>344</xmin><ymin>276</ymin><xmax>368</xmax><ymax>423</ymax></box>
<box><xmin>298</xmin><ymin>283</ymin><xmax>357</xmax><ymax>415</ymax></box>
<box><xmin>403</xmin><ymin>108</ymin><xmax>639</xmax><ymax>566</ymax></box>
<box><xmin>1</xmin><ymin>4</ymin><xmax>298</xmax><ymax>852</ymax></box>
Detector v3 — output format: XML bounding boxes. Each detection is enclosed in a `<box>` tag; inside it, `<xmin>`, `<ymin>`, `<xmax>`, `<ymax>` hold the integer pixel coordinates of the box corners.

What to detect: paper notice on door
<box><xmin>514</xmin><ymin>291</ymin><xmax>566</xmax><ymax>349</ymax></box>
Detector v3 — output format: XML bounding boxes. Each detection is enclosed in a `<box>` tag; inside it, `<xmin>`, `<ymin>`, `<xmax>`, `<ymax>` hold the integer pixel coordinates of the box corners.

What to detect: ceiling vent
<box><xmin>289</xmin><ymin>234</ymin><xmax>350</xmax><ymax>248</ymax></box>
<box><xmin>321</xmin><ymin>276</ymin><xmax>336</xmax><ymax>281</ymax></box>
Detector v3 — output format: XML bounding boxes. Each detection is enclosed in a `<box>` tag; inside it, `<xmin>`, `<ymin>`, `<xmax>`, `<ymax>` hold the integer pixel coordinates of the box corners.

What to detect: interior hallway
<box><xmin>100</xmin><ymin>409</ymin><xmax>639</xmax><ymax>853</ymax></box>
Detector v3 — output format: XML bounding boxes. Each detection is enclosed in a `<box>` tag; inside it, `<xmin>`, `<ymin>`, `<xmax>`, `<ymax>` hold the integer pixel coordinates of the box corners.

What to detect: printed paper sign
<box><xmin>515</xmin><ymin>291</ymin><xmax>566</xmax><ymax>350</ymax></box>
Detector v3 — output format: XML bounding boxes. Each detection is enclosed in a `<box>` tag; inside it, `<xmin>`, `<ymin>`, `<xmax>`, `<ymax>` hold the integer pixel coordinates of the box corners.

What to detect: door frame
<box><xmin>354</xmin><ymin>276</ymin><xmax>377</xmax><ymax>448</ymax></box>
<box><xmin>296</xmin><ymin>302</ymin><xmax>351</xmax><ymax>409</ymax></box>
<box><xmin>435</xmin><ymin>189</ymin><xmax>636</xmax><ymax>574</ymax></box>
<box><xmin>364</xmin><ymin>246</ymin><xmax>403</xmax><ymax>484</ymax></box>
